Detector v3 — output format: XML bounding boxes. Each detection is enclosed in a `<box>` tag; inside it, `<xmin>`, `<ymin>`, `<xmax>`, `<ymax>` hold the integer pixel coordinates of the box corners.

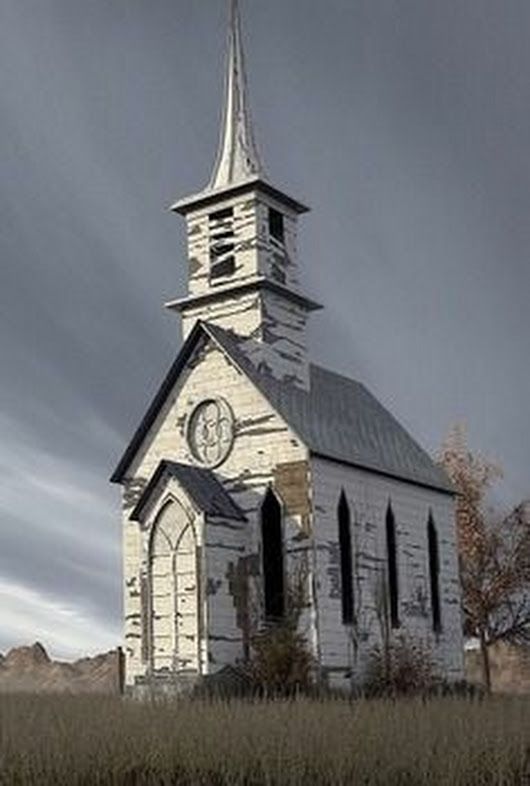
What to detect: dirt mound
<box><xmin>0</xmin><ymin>643</ymin><xmax>123</xmax><ymax>694</ymax></box>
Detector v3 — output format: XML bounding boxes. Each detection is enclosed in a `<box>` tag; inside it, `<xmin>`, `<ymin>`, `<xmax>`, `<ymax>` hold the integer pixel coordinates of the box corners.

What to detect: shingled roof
<box><xmin>111</xmin><ymin>321</ymin><xmax>453</xmax><ymax>495</ymax></box>
<box><xmin>130</xmin><ymin>460</ymin><xmax>247</xmax><ymax>523</ymax></box>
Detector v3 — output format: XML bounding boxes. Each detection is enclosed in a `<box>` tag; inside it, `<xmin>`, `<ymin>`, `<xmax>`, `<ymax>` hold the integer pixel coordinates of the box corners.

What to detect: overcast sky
<box><xmin>1</xmin><ymin>0</ymin><xmax>529</xmax><ymax>660</ymax></box>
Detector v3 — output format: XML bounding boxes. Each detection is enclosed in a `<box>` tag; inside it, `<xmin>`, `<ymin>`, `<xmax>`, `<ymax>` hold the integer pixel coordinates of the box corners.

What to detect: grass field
<box><xmin>0</xmin><ymin>694</ymin><xmax>529</xmax><ymax>785</ymax></box>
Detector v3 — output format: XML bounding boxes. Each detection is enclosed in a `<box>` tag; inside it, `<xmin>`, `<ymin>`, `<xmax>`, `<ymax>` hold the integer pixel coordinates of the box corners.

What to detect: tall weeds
<box><xmin>0</xmin><ymin>695</ymin><xmax>528</xmax><ymax>785</ymax></box>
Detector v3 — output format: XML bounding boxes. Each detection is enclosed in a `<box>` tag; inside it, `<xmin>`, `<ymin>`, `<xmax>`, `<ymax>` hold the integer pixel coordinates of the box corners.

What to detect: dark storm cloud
<box><xmin>1</xmin><ymin>0</ymin><xmax>529</xmax><ymax>657</ymax></box>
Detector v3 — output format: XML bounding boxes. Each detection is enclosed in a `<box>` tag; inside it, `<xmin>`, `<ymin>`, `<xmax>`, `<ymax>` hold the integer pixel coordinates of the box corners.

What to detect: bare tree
<box><xmin>439</xmin><ymin>425</ymin><xmax>530</xmax><ymax>691</ymax></box>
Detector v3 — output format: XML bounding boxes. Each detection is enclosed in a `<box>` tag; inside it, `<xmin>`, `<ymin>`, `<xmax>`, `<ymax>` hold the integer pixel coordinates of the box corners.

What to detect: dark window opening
<box><xmin>210</xmin><ymin>207</ymin><xmax>233</xmax><ymax>222</ymax></box>
<box><xmin>211</xmin><ymin>242</ymin><xmax>234</xmax><ymax>258</ymax></box>
<box><xmin>428</xmin><ymin>514</ymin><xmax>442</xmax><ymax>633</ymax></box>
<box><xmin>269</xmin><ymin>208</ymin><xmax>285</xmax><ymax>244</ymax></box>
<box><xmin>338</xmin><ymin>491</ymin><xmax>354</xmax><ymax>624</ymax></box>
<box><xmin>210</xmin><ymin>257</ymin><xmax>235</xmax><ymax>279</ymax></box>
<box><xmin>386</xmin><ymin>504</ymin><xmax>399</xmax><ymax>628</ymax></box>
<box><xmin>209</xmin><ymin>207</ymin><xmax>235</xmax><ymax>280</ymax></box>
<box><xmin>261</xmin><ymin>489</ymin><xmax>285</xmax><ymax>620</ymax></box>
<box><xmin>212</xmin><ymin>230</ymin><xmax>234</xmax><ymax>242</ymax></box>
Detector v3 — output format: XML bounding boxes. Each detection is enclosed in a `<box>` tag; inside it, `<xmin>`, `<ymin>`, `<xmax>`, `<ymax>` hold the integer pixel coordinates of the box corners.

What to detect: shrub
<box><xmin>364</xmin><ymin>635</ymin><xmax>438</xmax><ymax>697</ymax></box>
<box><xmin>248</xmin><ymin>621</ymin><xmax>314</xmax><ymax>696</ymax></box>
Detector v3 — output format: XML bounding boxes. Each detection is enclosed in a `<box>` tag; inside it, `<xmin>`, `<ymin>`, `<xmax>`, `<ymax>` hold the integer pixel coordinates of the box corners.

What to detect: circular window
<box><xmin>187</xmin><ymin>398</ymin><xmax>235</xmax><ymax>468</ymax></box>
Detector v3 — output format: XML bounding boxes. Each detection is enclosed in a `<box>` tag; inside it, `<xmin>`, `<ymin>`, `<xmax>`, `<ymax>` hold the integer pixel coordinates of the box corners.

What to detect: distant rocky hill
<box><xmin>2</xmin><ymin>641</ymin><xmax>528</xmax><ymax>695</ymax></box>
<box><xmin>0</xmin><ymin>643</ymin><xmax>123</xmax><ymax>694</ymax></box>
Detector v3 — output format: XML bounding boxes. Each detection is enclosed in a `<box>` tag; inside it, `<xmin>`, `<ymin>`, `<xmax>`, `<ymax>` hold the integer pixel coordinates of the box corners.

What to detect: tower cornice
<box><xmin>165</xmin><ymin>278</ymin><xmax>323</xmax><ymax>314</ymax></box>
<box><xmin>170</xmin><ymin>177</ymin><xmax>310</xmax><ymax>217</ymax></box>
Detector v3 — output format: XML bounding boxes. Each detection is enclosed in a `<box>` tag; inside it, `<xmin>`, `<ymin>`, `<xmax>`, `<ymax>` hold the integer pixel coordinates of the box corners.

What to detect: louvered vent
<box><xmin>209</xmin><ymin>207</ymin><xmax>236</xmax><ymax>280</ymax></box>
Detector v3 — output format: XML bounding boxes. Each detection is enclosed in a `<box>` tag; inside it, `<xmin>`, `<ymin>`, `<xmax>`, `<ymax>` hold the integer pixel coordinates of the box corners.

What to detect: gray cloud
<box><xmin>1</xmin><ymin>0</ymin><xmax>529</xmax><ymax>657</ymax></box>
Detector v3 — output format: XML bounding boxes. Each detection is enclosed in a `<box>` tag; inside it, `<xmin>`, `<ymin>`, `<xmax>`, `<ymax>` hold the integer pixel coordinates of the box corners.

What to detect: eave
<box><xmin>170</xmin><ymin>177</ymin><xmax>310</xmax><ymax>217</ymax></box>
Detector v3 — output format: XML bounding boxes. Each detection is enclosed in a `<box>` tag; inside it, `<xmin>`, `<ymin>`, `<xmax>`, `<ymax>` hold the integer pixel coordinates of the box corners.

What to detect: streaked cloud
<box><xmin>0</xmin><ymin>0</ymin><xmax>528</xmax><ymax>656</ymax></box>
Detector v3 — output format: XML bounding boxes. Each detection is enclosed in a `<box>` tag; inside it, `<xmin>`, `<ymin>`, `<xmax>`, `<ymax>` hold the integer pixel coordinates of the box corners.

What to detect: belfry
<box><xmin>112</xmin><ymin>0</ymin><xmax>464</xmax><ymax>693</ymax></box>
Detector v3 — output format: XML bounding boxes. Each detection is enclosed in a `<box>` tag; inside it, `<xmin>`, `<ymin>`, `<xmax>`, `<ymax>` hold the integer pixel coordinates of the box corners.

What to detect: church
<box><xmin>111</xmin><ymin>0</ymin><xmax>464</xmax><ymax>694</ymax></box>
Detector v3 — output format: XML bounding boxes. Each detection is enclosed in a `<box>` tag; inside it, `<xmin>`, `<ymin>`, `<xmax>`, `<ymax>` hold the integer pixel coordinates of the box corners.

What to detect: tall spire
<box><xmin>208</xmin><ymin>0</ymin><xmax>265</xmax><ymax>190</ymax></box>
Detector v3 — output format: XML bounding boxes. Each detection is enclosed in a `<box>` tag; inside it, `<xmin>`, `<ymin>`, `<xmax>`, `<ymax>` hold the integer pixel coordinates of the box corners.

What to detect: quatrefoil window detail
<box><xmin>187</xmin><ymin>399</ymin><xmax>235</xmax><ymax>468</ymax></box>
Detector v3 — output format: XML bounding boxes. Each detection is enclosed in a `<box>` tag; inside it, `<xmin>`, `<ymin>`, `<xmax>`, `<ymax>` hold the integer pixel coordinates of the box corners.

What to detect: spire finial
<box><xmin>208</xmin><ymin>0</ymin><xmax>265</xmax><ymax>190</ymax></box>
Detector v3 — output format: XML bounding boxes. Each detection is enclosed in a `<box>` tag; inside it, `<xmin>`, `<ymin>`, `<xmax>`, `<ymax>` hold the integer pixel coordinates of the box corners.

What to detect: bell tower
<box><xmin>166</xmin><ymin>0</ymin><xmax>321</xmax><ymax>389</ymax></box>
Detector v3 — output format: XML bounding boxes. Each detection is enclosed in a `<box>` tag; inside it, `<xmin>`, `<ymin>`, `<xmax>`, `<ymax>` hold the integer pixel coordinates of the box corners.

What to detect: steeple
<box><xmin>209</xmin><ymin>0</ymin><xmax>264</xmax><ymax>190</ymax></box>
<box><xmin>168</xmin><ymin>0</ymin><xmax>321</xmax><ymax>391</ymax></box>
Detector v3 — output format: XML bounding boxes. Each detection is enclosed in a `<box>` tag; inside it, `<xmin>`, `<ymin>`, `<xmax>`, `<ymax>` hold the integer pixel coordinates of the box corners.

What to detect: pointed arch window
<box><xmin>428</xmin><ymin>514</ymin><xmax>442</xmax><ymax>633</ymax></box>
<box><xmin>261</xmin><ymin>489</ymin><xmax>285</xmax><ymax>620</ymax></box>
<box><xmin>386</xmin><ymin>504</ymin><xmax>399</xmax><ymax>628</ymax></box>
<box><xmin>338</xmin><ymin>491</ymin><xmax>354</xmax><ymax>624</ymax></box>
<box><xmin>149</xmin><ymin>501</ymin><xmax>200</xmax><ymax>673</ymax></box>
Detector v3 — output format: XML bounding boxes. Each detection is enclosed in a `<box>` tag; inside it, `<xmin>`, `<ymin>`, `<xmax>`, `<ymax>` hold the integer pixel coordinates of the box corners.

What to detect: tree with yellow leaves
<box><xmin>439</xmin><ymin>425</ymin><xmax>530</xmax><ymax>692</ymax></box>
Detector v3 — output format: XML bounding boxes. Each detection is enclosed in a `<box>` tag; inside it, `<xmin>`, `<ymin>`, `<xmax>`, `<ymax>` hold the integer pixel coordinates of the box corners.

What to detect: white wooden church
<box><xmin>112</xmin><ymin>0</ymin><xmax>464</xmax><ymax>694</ymax></box>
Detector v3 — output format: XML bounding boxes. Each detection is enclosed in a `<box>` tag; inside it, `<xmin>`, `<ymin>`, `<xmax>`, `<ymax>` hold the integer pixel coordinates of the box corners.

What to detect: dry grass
<box><xmin>0</xmin><ymin>694</ymin><xmax>529</xmax><ymax>785</ymax></box>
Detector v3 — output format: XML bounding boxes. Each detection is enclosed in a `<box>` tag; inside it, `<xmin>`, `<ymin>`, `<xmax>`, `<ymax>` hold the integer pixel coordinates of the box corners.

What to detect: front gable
<box><xmin>113</xmin><ymin>322</ymin><xmax>308</xmax><ymax>515</ymax></box>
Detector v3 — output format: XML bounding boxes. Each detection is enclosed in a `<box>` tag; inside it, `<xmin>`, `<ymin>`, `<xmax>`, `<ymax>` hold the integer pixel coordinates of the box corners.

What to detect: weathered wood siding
<box><xmin>310</xmin><ymin>456</ymin><xmax>464</xmax><ymax>689</ymax></box>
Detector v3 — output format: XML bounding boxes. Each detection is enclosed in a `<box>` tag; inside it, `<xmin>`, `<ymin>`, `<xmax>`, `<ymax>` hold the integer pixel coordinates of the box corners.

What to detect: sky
<box><xmin>1</xmin><ymin>0</ymin><xmax>529</xmax><ymax>660</ymax></box>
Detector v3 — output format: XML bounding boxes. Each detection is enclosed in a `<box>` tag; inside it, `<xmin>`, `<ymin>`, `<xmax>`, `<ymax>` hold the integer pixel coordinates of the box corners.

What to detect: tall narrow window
<box><xmin>428</xmin><ymin>514</ymin><xmax>442</xmax><ymax>633</ymax></box>
<box><xmin>268</xmin><ymin>207</ymin><xmax>284</xmax><ymax>244</ymax></box>
<box><xmin>209</xmin><ymin>207</ymin><xmax>235</xmax><ymax>279</ymax></box>
<box><xmin>386</xmin><ymin>504</ymin><xmax>399</xmax><ymax>628</ymax></box>
<box><xmin>261</xmin><ymin>489</ymin><xmax>285</xmax><ymax>620</ymax></box>
<box><xmin>338</xmin><ymin>491</ymin><xmax>354</xmax><ymax>624</ymax></box>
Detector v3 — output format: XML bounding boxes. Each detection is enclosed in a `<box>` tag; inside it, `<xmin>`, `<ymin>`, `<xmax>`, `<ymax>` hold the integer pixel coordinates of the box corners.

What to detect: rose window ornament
<box><xmin>187</xmin><ymin>398</ymin><xmax>235</xmax><ymax>467</ymax></box>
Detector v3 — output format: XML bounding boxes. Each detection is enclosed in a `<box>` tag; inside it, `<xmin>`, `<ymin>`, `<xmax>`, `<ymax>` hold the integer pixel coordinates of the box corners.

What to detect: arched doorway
<box><xmin>150</xmin><ymin>501</ymin><xmax>200</xmax><ymax>673</ymax></box>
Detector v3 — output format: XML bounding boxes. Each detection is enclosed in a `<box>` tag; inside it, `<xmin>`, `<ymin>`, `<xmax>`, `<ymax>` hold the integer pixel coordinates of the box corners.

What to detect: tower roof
<box><xmin>209</xmin><ymin>0</ymin><xmax>265</xmax><ymax>189</ymax></box>
<box><xmin>171</xmin><ymin>0</ymin><xmax>309</xmax><ymax>215</ymax></box>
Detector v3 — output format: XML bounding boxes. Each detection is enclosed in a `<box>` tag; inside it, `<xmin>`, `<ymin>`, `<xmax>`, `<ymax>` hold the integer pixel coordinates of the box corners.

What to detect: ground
<box><xmin>1</xmin><ymin>694</ymin><xmax>529</xmax><ymax>785</ymax></box>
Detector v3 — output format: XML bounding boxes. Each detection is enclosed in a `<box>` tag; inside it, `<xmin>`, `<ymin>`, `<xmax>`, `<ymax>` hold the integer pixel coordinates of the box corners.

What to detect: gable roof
<box><xmin>130</xmin><ymin>460</ymin><xmax>247</xmax><ymax>523</ymax></box>
<box><xmin>111</xmin><ymin>321</ymin><xmax>453</xmax><ymax>495</ymax></box>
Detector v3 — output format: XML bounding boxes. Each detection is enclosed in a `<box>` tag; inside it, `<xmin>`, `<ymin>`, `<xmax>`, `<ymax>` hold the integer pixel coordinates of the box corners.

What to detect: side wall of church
<box><xmin>121</xmin><ymin>338</ymin><xmax>311</xmax><ymax>686</ymax></box>
<box><xmin>310</xmin><ymin>457</ymin><xmax>464</xmax><ymax>690</ymax></box>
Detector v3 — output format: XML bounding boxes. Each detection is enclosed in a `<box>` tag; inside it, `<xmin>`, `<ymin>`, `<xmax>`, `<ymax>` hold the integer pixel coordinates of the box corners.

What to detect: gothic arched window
<box><xmin>338</xmin><ymin>491</ymin><xmax>354</xmax><ymax>624</ymax></box>
<box><xmin>149</xmin><ymin>501</ymin><xmax>200</xmax><ymax>673</ymax></box>
<box><xmin>261</xmin><ymin>489</ymin><xmax>285</xmax><ymax>620</ymax></box>
<box><xmin>386</xmin><ymin>503</ymin><xmax>400</xmax><ymax>628</ymax></box>
<box><xmin>428</xmin><ymin>514</ymin><xmax>442</xmax><ymax>633</ymax></box>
